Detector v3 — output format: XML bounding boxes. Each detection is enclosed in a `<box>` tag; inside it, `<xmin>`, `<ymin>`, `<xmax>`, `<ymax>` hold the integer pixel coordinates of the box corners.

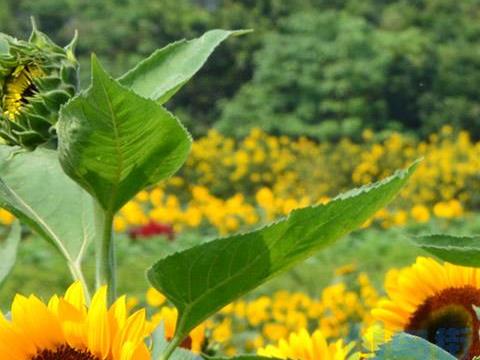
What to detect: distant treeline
<box><xmin>2</xmin><ymin>0</ymin><xmax>480</xmax><ymax>139</ymax></box>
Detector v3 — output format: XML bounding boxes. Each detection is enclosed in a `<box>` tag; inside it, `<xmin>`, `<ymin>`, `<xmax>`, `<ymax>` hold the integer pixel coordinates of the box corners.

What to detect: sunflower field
<box><xmin>1</xmin><ymin>11</ymin><xmax>480</xmax><ymax>360</ymax></box>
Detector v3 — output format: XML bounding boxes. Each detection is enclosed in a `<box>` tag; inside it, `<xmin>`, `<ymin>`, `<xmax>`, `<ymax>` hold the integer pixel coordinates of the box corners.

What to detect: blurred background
<box><xmin>1</xmin><ymin>0</ymin><xmax>480</xmax><ymax>355</ymax></box>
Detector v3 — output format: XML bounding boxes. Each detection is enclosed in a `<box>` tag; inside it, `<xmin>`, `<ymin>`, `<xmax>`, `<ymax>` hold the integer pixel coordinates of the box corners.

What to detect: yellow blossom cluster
<box><xmin>114</xmin><ymin>186</ymin><xmax>259</xmax><ymax>235</ymax></box>
<box><xmin>145</xmin><ymin>270</ymin><xmax>379</xmax><ymax>356</ymax></box>
<box><xmin>353</xmin><ymin>127</ymin><xmax>478</xmax><ymax>211</ymax></box>
<box><xmin>0</xmin><ymin>126</ymin><xmax>471</xmax><ymax>233</ymax></box>
<box><xmin>110</xmin><ymin>126</ymin><xmax>471</xmax><ymax>234</ymax></box>
<box><xmin>178</xmin><ymin>126</ymin><xmax>478</xmax><ymax>207</ymax></box>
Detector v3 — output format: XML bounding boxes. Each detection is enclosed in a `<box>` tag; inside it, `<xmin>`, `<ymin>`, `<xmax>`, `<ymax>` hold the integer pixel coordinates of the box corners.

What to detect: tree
<box><xmin>217</xmin><ymin>10</ymin><xmax>390</xmax><ymax>139</ymax></box>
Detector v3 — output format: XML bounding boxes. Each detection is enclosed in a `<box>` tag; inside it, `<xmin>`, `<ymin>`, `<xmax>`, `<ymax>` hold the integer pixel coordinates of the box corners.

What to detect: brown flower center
<box><xmin>406</xmin><ymin>286</ymin><xmax>480</xmax><ymax>359</ymax></box>
<box><xmin>31</xmin><ymin>345</ymin><xmax>99</xmax><ymax>360</ymax></box>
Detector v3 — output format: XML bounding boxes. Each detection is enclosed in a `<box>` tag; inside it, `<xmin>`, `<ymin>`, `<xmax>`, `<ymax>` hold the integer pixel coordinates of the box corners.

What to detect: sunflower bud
<box><xmin>0</xmin><ymin>21</ymin><xmax>79</xmax><ymax>148</ymax></box>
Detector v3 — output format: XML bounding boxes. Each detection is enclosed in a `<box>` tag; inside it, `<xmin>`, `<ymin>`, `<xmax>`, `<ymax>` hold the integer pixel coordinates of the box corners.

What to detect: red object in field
<box><xmin>128</xmin><ymin>220</ymin><xmax>175</xmax><ymax>240</ymax></box>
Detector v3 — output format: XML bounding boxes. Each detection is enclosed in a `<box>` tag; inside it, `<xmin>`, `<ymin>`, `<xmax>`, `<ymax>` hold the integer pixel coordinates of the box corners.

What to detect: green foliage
<box><xmin>372</xmin><ymin>333</ymin><xmax>456</xmax><ymax>359</ymax></box>
<box><xmin>4</xmin><ymin>0</ymin><xmax>480</xmax><ymax>138</ymax></box>
<box><xmin>58</xmin><ymin>56</ymin><xmax>191</xmax><ymax>213</ymax></box>
<box><xmin>217</xmin><ymin>5</ymin><xmax>466</xmax><ymax>140</ymax></box>
<box><xmin>218</xmin><ymin>10</ymin><xmax>389</xmax><ymax>139</ymax></box>
<box><xmin>0</xmin><ymin>146</ymin><xmax>94</xmax><ymax>279</ymax></box>
<box><xmin>420</xmin><ymin>43</ymin><xmax>480</xmax><ymax>134</ymax></box>
<box><xmin>119</xmin><ymin>30</ymin><xmax>248</xmax><ymax>104</ymax></box>
<box><xmin>0</xmin><ymin>221</ymin><xmax>20</xmax><ymax>284</ymax></box>
<box><xmin>411</xmin><ymin>234</ymin><xmax>480</xmax><ymax>267</ymax></box>
<box><xmin>148</xmin><ymin>161</ymin><xmax>417</xmax><ymax>343</ymax></box>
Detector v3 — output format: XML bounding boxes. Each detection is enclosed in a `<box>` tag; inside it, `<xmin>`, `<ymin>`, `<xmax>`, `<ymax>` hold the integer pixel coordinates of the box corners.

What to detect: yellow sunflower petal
<box><xmin>11</xmin><ymin>294</ymin><xmax>64</xmax><ymax>350</ymax></box>
<box><xmin>87</xmin><ymin>286</ymin><xmax>111</xmax><ymax>359</ymax></box>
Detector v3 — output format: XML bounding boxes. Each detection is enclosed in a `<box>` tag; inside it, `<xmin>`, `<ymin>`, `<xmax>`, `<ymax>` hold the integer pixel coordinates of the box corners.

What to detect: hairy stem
<box><xmin>94</xmin><ymin>201</ymin><xmax>116</xmax><ymax>303</ymax></box>
<box><xmin>159</xmin><ymin>335</ymin><xmax>183</xmax><ymax>360</ymax></box>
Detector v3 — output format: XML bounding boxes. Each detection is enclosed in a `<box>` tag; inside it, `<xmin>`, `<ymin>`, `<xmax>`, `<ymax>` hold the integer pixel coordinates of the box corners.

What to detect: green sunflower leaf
<box><xmin>372</xmin><ymin>333</ymin><xmax>456</xmax><ymax>359</ymax></box>
<box><xmin>148</xmin><ymin>161</ymin><xmax>419</xmax><ymax>343</ymax></box>
<box><xmin>119</xmin><ymin>29</ymin><xmax>249</xmax><ymax>104</ymax></box>
<box><xmin>0</xmin><ymin>220</ymin><xmax>21</xmax><ymax>284</ymax></box>
<box><xmin>411</xmin><ymin>234</ymin><xmax>480</xmax><ymax>267</ymax></box>
<box><xmin>58</xmin><ymin>55</ymin><xmax>191</xmax><ymax>213</ymax></box>
<box><xmin>0</xmin><ymin>146</ymin><xmax>94</xmax><ymax>278</ymax></box>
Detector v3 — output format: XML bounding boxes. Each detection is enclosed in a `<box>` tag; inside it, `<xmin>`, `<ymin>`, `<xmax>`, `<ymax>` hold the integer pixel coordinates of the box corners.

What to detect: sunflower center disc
<box><xmin>2</xmin><ymin>64</ymin><xmax>42</xmax><ymax>120</ymax></box>
<box><xmin>31</xmin><ymin>345</ymin><xmax>99</xmax><ymax>360</ymax></box>
<box><xmin>406</xmin><ymin>286</ymin><xmax>480</xmax><ymax>359</ymax></box>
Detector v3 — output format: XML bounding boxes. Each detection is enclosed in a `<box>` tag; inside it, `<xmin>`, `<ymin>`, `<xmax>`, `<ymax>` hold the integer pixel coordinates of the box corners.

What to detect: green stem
<box><xmin>94</xmin><ymin>201</ymin><xmax>116</xmax><ymax>303</ymax></box>
<box><xmin>159</xmin><ymin>335</ymin><xmax>183</xmax><ymax>360</ymax></box>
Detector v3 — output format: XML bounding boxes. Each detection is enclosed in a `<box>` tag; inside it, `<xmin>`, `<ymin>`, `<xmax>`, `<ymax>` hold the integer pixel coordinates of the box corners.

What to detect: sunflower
<box><xmin>257</xmin><ymin>328</ymin><xmax>358</xmax><ymax>360</ymax></box>
<box><xmin>372</xmin><ymin>256</ymin><xmax>480</xmax><ymax>359</ymax></box>
<box><xmin>0</xmin><ymin>282</ymin><xmax>151</xmax><ymax>360</ymax></box>
<box><xmin>0</xmin><ymin>24</ymin><xmax>78</xmax><ymax>148</ymax></box>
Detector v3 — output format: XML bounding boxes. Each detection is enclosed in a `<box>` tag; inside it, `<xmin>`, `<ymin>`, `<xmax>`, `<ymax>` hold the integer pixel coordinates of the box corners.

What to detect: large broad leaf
<box><xmin>118</xmin><ymin>30</ymin><xmax>248</xmax><ymax>104</ymax></box>
<box><xmin>0</xmin><ymin>146</ymin><xmax>94</xmax><ymax>269</ymax></box>
<box><xmin>148</xmin><ymin>161</ymin><xmax>418</xmax><ymax>341</ymax></box>
<box><xmin>372</xmin><ymin>333</ymin><xmax>456</xmax><ymax>360</ymax></box>
<box><xmin>0</xmin><ymin>221</ymin><xmax>21</xmax><ymax>284</ymax></box>
<box><xmin>58</xmin><ymin>56</ymin><xmax>191</xmax><ymax>213</ymax></box>
<box><xmin>411</xmin><ymin>234</ymin><xmax>480</xmax><ymax>267</ymax></box>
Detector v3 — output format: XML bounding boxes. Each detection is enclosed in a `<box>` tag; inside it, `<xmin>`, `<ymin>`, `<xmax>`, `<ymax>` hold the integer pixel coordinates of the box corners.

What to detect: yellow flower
<box><xmin>146</xmin><ymin>288</ymin><xmax>166</xmax><ymax>307</ymax></box>
<box><xmin>212</xmin><ymin>318</ymin><xmax>232</xmax><ymax>344</ymax></box>
<box><xmin>372</xmin><ymin>257</ymin><xmax>480</xmax><ymax>358</ymax></box>
<box><xmin>257</xmin><ymin>329</ymin><xmax>357</xmax><ymax>360</ymax></box>
<box><xmin>151</xmin><ymin>306</ymin><xmax>205</xmax><ymax>354</ymax></box>
<box><xmin>263</xmin><ymin>323</ymin><xmax>288</xmax><ymax>342</ymax></box>
<box><xmin>0</xmin><ymin>208</ymin><xmax>15</xmax><ymax>225</ymax></box>
<box><xmin>256</xmin><ymin>187</ymin><xmax>274</xmax><ymax>208</ymax></box>
<box><xmin>113</xmin><ymin>216</ymin><xmax>127</xmax><ymax>232</ymax></box>
<box><xmin>120</xmin><ymin>201</ymin><xmax>148</xmax><ymax>226</ymax></box>
<box><xmin>150</xmin><ymin>188</ymin><xmax>164</xmax><ymax>207</ymax></box>
<box><xmin>392</xmin><ymin>210</ymin><xmax>408</xmax><ymax>226</ymax></box>
<box><xmin>411</xmin><ymin>204</ymin><xmax>430</xmax><ymax>223</ymax></box>
<box><xmin>135</xmin><ymin>190</ymin><xmax>150</xmax><ymax>202</ymax></box>
<box><xmin>246</xmin><ymin>296</ymin><xmax>271</xmax><ymax>326</ymax></box>
<box><xmin>0</xmin><ymin>282</ymin><xmax>151</xmax><ymax>360</ymax></box>
<box><xmin>433</xmin><ymin>200</ymin><xmax>464</xmax><ymax>219</ymax></box>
